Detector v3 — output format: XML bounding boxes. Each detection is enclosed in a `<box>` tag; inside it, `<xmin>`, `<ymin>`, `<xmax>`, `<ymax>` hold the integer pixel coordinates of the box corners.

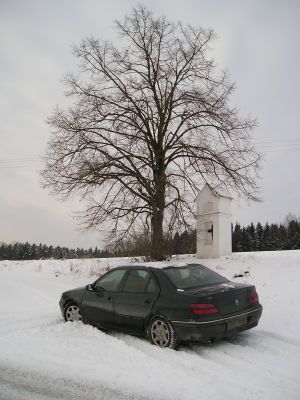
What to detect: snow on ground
<box><xmin>0</xmin><ymin>251</ymin><xmax>299</xmax><ymax>400</ymax></box>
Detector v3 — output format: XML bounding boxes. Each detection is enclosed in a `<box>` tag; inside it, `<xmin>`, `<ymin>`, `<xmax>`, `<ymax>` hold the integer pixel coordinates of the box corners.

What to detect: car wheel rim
<box><xmin>151</xmin><ymin>320</ymin><xmax>169</xmax><ymax>347</ymax></box>
<box><xmin>65</xmin><ymin>305</ymin><xmax>82</xmax><ymax>321</ymax></box>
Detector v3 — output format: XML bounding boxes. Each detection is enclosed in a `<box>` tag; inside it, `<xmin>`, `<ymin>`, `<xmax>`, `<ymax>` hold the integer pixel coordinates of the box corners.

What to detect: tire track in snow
<box><xmin>0</xmin><ymin>314</ymin><xmax>61</xmax><ymax>336</ymax></box>
<box><xmin>110</xmin><ymin>332</ymin><xmax>299</xmax><ymax>400</ymax></box>
<box><xmin>254</xmin><ymin>329</ymin><xmax>300</xmax><ymax>346</ymax></box>
<box><xmin>0</xmin><ymin>365</ymin><xmax>149</xmax><ymax>400</ymax></box>
<box><xmin>184</xmin><ymin>337</ymin><xmax>300</xmax><ymax>398</ymax></box>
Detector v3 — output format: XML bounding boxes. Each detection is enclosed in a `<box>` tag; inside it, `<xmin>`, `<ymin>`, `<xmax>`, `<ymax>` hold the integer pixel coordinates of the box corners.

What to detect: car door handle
<box><xmin>107</xmin><ymin>297</ymin><xmax>113</xmax><ymax>301</ymax></box>
<box><xmin>144</xmin><ymin>299</ymin><xmax>151</xmax><ymax>304</ymax></box>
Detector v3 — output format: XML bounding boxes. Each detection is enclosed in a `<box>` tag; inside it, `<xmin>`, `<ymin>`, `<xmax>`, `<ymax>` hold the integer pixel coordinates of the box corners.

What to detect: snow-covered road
<box><xmin>0</xmin><ymin>252</ymin><xmax>299</xmax><ymax>400</ymax></box>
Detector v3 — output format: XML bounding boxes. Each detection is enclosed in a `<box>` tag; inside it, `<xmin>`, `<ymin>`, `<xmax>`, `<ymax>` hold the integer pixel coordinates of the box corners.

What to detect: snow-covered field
<box><xmin>0</xmin><ymin>251</ymin><xmax>299</xmax><ymax>400</ymax></box>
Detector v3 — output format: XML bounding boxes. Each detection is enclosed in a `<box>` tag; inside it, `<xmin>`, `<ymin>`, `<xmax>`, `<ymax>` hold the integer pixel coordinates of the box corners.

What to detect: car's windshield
<box><xmin>162</xmin><ymin>264</ymin><xmax>228</xmax><ymax>290</ymax></box>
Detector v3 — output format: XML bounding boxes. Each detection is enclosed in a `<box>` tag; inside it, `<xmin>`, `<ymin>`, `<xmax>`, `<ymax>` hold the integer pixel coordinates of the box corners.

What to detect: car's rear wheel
<box><xmin>64</xmin><ymin>303</ymin><xmax>82</xmax><ymax>322</ymax></box>
<box><xmin>148</xmin><ymin>316</ymin><xmax>178</xmax><ymax>349</ymax></box>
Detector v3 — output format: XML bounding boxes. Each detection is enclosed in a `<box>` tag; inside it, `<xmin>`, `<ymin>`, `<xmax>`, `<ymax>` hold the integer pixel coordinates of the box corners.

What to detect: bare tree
<box><xmin>42</xmin><ymin>6</ymin><xmax>260</xmax><ymax>260</ymax></box>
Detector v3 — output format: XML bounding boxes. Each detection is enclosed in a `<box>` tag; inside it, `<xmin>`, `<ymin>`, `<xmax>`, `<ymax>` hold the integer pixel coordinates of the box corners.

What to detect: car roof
<box><xmin>112</xmin><ymin>263</ymin><xmax>203</xmax><ymax>270</ymax></box>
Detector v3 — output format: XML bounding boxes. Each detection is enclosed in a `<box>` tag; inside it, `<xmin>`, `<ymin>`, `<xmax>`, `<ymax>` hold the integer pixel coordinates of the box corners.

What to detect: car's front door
<box><xmin>114</xmin><ymin>269</ymin><xmax>160</xmax><ymax>334</ymax></box>
<box><xmin>81</xmin><ymin>269</ymin><xmax>127</xmax><ymax>328</ymax></box>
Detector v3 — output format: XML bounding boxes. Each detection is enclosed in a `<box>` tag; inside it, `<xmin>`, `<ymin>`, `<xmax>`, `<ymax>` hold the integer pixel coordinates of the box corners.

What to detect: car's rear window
<box><xmin>162</xmin><ymin>264</ymin><xmax>228</xmax><ymax>289</ymax></box>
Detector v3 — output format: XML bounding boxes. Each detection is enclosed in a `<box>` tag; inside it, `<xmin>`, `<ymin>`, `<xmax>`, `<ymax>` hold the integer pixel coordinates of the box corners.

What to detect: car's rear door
<box><xmin>81</xmin><ymin>268</ymin><xmax>127</xmax><ymax>329</ymax></box>
<box><xmin>113</xmin><ymin>269</ymin><xmax>160</xmax><ymax>334</ymax></box>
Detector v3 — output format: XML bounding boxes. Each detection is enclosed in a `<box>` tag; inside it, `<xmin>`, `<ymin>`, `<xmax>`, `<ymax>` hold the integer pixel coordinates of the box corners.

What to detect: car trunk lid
<box><xmin>185</xmin><ymin>282</ymin><xmax>253</xmax><ymax>315</ymax></box>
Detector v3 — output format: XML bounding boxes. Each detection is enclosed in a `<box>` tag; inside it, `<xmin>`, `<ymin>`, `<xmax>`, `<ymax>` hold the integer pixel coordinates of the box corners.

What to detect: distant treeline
<box><xmin>1</xmin><ymin>215</ymin><xmax>299</xmax><ymax>260</ymax></box>
<box><xmin>232</xmin><ymin>216</ymin><xmax>300</xmax><ymax>252</ymax></box>
<box><xmin>0</xmin><ymin>242</ymin><xmax>110</xmax><ymax>261</ymax></box>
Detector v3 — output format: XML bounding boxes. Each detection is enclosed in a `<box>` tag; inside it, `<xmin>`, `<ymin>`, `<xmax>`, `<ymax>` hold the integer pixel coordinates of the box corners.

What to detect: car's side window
<box><xmin>94</xmin><ymin>269</ymin><xmax>127</xmax><ymax>292</ymax></box>
<box><xmin>146</xmin><ymin>278</ymin><xmax>157</xmax><ymax>293</ymax></box>
<box><xmin>122</xmin><ymin>269</ymin><xmax>152</xmax><ymax>293</ymax></box>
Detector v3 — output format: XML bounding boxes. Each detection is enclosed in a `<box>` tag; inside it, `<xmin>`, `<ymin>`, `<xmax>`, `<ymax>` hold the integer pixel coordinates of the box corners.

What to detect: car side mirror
<box><xmin>85</xmin><ymin>284</ymin><xmax>94</xmax><ymax>291</ymax></box>
<box><xmin>95</xmin><ymin>286</ymin><xmax>105</xmax><ymax>293</ymax></box>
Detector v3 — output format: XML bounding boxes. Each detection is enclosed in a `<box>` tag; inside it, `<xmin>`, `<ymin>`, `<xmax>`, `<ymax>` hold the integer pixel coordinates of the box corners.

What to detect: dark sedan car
<box><xmin>59</xmin><ymin>263</ymin><xmax>262</xmax><ymax>348</ymax></box>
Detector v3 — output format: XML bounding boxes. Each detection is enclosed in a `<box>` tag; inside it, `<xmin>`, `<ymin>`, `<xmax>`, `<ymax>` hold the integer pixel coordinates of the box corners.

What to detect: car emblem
<box><xmin>234</xmin><ymin>299</ymin><xmax>239</xmax><ymax>306</ymax></box>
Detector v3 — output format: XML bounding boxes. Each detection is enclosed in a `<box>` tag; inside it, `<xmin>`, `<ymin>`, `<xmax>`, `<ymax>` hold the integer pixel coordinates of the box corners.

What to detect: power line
<box><xmin>0</xmin><ymin>165</ymin><xmax>41</xmax><ymax>169</ymax></box>
<box><xmin>1</xmin><ymin>140</ymin><xmax>300</xmax><ymax>170</ymax></box>
<box><xmin>0</xmin><ymin>157</ymin><xmax>42</xmax><ymax>169</ymax></box>
<box><xmin>260</xmin><ymin>148</ymin><xmax>300</xmax><ymax>152</ymax></box>
<box><xmin>0</xmin><ymin>158</ymin><xmax>41</xmax><ymax>164</ymax></box>
<box><xmin>261</xmin><ymin>145</ymin><xmax>300</xmax><ymax>148</ymax></box>
<box><xmin>254</xmin><ymin>139</ymin><xmax>300</xmax><ymax>145</ymax></box>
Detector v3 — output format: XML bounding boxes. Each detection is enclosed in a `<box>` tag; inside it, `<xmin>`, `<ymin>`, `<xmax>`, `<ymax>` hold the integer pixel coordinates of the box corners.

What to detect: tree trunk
<box><xmin>150</xmin><ymin>158</ymin><xmax>166</xmax><ymax>260</ymax></box>
<box><xmin>150</xmin><ymin>208</ymin><xmax>165</xmax><ymax>260</ymax></box>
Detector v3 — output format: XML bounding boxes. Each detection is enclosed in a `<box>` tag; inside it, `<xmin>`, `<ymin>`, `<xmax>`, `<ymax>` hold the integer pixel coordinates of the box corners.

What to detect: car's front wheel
<box><xmin>64</xmin><ymin>303</ymin><xmax>82</xmax><ymax>322</ymax></box>
<box><xmin>148</xmin><ymin>316</ymin><xmax>178</xmax><ymax>349</ymax></box>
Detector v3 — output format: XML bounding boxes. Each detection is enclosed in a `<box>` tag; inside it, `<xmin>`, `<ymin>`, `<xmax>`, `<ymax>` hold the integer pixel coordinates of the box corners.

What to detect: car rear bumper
<box><xmin>170</xmin><ymin>306</ymin><xmax>263</xmax><ymax>343</ymax></box>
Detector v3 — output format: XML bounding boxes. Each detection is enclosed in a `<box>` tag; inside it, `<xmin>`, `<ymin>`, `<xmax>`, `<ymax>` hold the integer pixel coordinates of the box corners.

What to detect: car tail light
<box><xmin>190</xmin><ymin>303</ymin><xmax>219</xmax><ymax>315</ymax></box>
<box><xmin>251</xmin><ymin>290</ymin><xmax>259</xmax><ymax>305</ymax></box>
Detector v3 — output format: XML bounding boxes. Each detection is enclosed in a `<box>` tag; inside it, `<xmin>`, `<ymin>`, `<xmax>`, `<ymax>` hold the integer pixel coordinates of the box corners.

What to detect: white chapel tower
<box><xmin>196</xmin><ymin>184</ymin><xmax>232</xmax><ymax>258</ymax></box>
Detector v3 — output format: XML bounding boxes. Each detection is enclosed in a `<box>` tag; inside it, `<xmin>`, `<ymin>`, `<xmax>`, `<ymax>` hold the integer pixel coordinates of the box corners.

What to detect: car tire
<box><xmin>64</xmin><ymin>302</ymin><xmax>82</xmax><ymax>322</ymax></box>
<box><xmin>148</xmin><ymin>316</ymin><xmax>178</xmax><ymax>349</ymax></box>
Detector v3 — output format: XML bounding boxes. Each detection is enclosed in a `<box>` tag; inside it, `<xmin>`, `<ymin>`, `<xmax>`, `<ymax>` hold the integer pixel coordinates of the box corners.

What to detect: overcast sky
<box><xmin>1</xmin><ymin>0</ymin><xmax>299</xmax><ymax>249</ymax></box>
